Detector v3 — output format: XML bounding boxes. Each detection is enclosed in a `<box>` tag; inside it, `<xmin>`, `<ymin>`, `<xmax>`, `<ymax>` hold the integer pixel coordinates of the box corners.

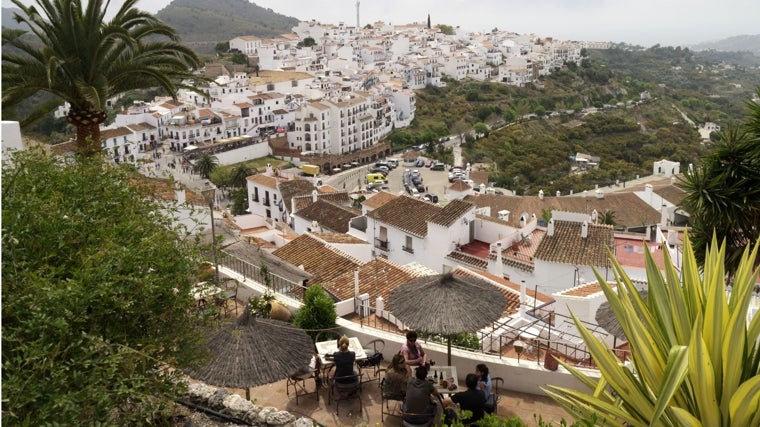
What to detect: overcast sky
<box><xmin>4</xmin><ymin>0</ymin><xmax>758</xmax><ymax>47</ymax></box>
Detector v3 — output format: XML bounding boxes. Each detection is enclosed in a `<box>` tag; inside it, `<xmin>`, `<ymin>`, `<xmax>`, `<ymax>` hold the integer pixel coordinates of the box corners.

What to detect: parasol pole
<box><xmin>246</xmin><ymin>387</ymin><xmax>250</xmax><ymax>401</ymax></box>
<box><xmin>447</xmin><ymin>336</ymin><xmax>452</xmax><ymax>366</ymax></box>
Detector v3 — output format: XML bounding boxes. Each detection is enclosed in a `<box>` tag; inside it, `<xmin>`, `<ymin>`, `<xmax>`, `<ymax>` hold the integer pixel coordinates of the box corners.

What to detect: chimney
<box><xmin>496</xmin><ymin>242</ymin><xmax>503</xmax><ymax>277</ymax></box>
<box><xmin>595</xmin><ymin>189</ymin><xmax>604</xmax><ymax>199</ymax></box>
<box><xmin>556</xmin><ymin>190</ymin><xmax>561</xmax><ymax>197</ymax></box>
<box><xmin>581</xmin><ymin>221</ymin><xmax>588</xmax><ymax>239</ymax></box>
<box><xmin>497</xmin><ymin>210</ymin><xmax>510</xmax><ymax>222</ymax></box>
<box><xmin>591</xmin><ymin>209</ymin><xmax>598</xmax><ymax>223</ymax></box>
<box><xmin>312</xmin><ymin>189</ymin><xmax>318</xmax><ymax>203</ymax></box>
<box><xmin>538</xmin><ymin>189</ymin><xmax>544</xmax><ymax>200</ymax></box>
<box><xmin>354</xmin><ymin>268</ymin><xmax>360</xmax><ymax>299</ymax></box>
<box><xmin>265</xmin><ymin>163</ymin><xmax>273</xmax><ymax>176</ymax></box>
<box><xmin>311</xmin><ymin>220</ymin><xmax>320</xmax><ymax>232</ymax></box>
<box><xmin>547</xmin><ymin>218</ymin><xmax>555</xmax><ymax>236</ymax></box>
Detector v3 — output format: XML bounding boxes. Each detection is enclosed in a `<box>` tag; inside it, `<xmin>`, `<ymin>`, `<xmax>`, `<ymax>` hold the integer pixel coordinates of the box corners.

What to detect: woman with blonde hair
<box><xmin>333</xmin><ymin>335</ymin><xmax>359</xmax><ymax>384</ymax></box>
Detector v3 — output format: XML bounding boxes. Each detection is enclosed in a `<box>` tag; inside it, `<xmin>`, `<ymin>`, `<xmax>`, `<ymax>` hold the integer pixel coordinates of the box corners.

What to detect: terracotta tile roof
<box><xmin>362</xmin><ymin>191</ymin><xmax>399</xmax><ymax>210</ymax></box>
<box><xmin>292</xmin><ymin>191</ymin><xmax>352</xmax><ymax>211</ymax></box>
<box><xmin>464</xmin><ymin>193</ymin><xmax>660</xmax><ymax>229</ymax></box>
<box><xmin>101</xmin><ymin>127</ymin><xmax>132</xmax><ymax>138</ymax></box>
<box><xmin>446</xmin><ymin>251</ymin><xmax>488</xmax><ymax>269</ymax></box>
<box><xmin>316</xmin><ymin>185</ymin><xmax>340</xmax><ymax>193</ymax></box>
<box><xmin>454</xmin><ymin>268</ymin><xmax>552</xmax><ymax>317</ymax></box>
<box><xmin>246</xmin><ymin>174</ymin><xmax>285</xmax><ymax>189</ymax></box>
<box><xmin>272</xmin><ymin>234</ymin><xmax>361</xmax><ymax>284</ymax></box>
<box><xmin>558</xmin><ymin>281</ymin><xmax>613</xmax><ymax>297</ymax></box>
<box><xmin>278</xmin><ymin>179</ymin><xmax>315</xmax><ymax>208</ymax></box>
<box><xmin>322</xmin><ymin>257</ymin><xmax>422</xmax><ymax>303</ymax></box>
<box><xmin>429</xmin><ymin>199</ymin><xmax>474</xmax><ymax>227</ymax></box>
<box><xmin>534</xmin><ymin>220</ymin><xmax>614</xmax><ymax>267</ymax></box>
<box><xmin>366</xmin><ymin>195</ymin><xmax>442</xmax><ymax>237</ymax></box>
<box><xmin>449</xmin><ymin>180</ymin><xmax>472</xmax><ymax>191</ymax></box>
<box><xmin>294</xmin><ymin>200</ymin><xmax>360</xmax><ymax>233</ymax></box>
<box><xmin>126</xmin><ymin>122</ymin><xmax>156</xmax><ymax>131</ymax></box>
<box><xmin>311</xmin><ymin>232</ymin><xmax>367</xmax><ymax>245</ymax></box>
<box><xmin>654</xmin><ymin>185</ymin><xmax>687</xmax><ymax>206</ymax></box>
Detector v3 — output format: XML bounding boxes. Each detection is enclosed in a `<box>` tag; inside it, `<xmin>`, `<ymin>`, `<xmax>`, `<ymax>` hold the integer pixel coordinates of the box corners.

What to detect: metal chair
<box><xmin>401</xmin><ymin>410</ymin><xmax>435</xmax><ymax>427</ymax></box>
<box><xmin>361</xmin><ymin>338</ymin><xmax>385</xmax><ymax>379</ymax></box>
<box><xmin>286</xmin><ymin>355</ymin><xmax>321</xmax><ymax>405</ymax></box>
<box><xmin>327</xmin><ymin>364</ymin><xmax>362</xmax><ymax>415</ymax></box>
<box><xmin>486</xmin><ymin>376</ymin><xmax>504</xmax><ymax>414</ymax></box>
<box><xmin>378</xmin><ymin>369</ymin><xmax>405</xmax><ymax>422</ymax></box>
<box><xmin>220</xmin><ymin>278</ymin><xmax>239</xmax><ymax>316</ymax></box>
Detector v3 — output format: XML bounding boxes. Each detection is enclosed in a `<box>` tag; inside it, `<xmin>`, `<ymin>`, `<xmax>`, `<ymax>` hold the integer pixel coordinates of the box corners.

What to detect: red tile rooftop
<box><xmin>612</xmin><ymin>237</ymin><xmax>667</xmax><ymax>270</ymax></box>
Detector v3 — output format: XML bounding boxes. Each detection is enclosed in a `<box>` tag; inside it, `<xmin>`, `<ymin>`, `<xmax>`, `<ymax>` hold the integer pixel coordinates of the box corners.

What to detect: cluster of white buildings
<box><xmin>83</xmin><ymin>18</ymin><xmax>612</xmax><ymax>167</ymax></box>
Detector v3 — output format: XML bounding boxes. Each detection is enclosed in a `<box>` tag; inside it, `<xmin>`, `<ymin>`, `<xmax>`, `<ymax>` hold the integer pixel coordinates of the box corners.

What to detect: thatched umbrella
<box><xmin>595</xmin><ymin>289</ymin><xmax>648</xmax><ymax>342</ymax></box>
<box><xmin>186</xmin><ymin>305</ymin><xmax>314</xmax><ymax>400</ymax></box>
<box><xmin>389</xmin><ymin>272</ymin><xmax>506</xmax><ymax>365</ymax></box>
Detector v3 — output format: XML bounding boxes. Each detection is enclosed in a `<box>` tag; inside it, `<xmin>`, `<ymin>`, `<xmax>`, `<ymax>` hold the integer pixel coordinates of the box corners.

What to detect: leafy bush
<box><xmin>292</xmin><ymin>285</ymin><xmax>337</xmax><ymax>339</ymax></box>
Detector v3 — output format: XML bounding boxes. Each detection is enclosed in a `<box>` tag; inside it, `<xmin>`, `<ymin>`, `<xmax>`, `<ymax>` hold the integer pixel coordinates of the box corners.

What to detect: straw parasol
<box><xmin>389</xmin><ymin>272</ymin><xmax>506</xmax><ymax>365</ymax></box>
<box><xmin>595</xmin><ymin>289</ymin><xmax>648</xmax><ymax>342</ymax></box>
<box><xmin>185</xmin><ymin>305</ymin><xmax>314</xmax><ymax>399</ymax></box>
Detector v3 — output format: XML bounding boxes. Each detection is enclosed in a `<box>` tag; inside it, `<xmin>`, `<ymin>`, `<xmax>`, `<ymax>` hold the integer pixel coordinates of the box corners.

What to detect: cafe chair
<box><xmin>220</xmin><ymin>278</ymin><xmax>239</xmax><ymax>316</ymax></box>
<box><xmin>360</xmin><ymin>338</ymin><xmax>385</xmax><ymax>379</ymax></box>
<box><xmin>286</xmin><ymin>366</ymin><xmax>319</xmax><ymax>405</ymax></box>
<box><xmin>401</xmin><ymin>410</ymin><xmax>435</xmax><ymax>427</ymax></box>
<box><xmin>378</xmin><ymin>369</ymin><xmax>405</xmax><ymax>422</ymax></box>
<box><xmin>486</xmin><ymin>376</ymin><xmax>504</xmax><ymax>414</ymax></box>
<box><xmin>327</xmin><ymin>365</ymin><xmax>362</xmax><ymax>415</ymax></box>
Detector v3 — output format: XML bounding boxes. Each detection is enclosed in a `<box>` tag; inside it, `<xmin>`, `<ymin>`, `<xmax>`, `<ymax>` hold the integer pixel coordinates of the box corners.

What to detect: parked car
<box><xmin>425</xmin><ymin>160</ymin><xmax>433</xmax><ymax>167</ymax></box>
<box><xmin>410</xmin><ymin>188</ymin><xmax>421</xmax><ymax>198</ymax></box>
<box><xmin>430</xmin><ymin>163</ymin><xmax>445</xmax><ymax>171</ymax></box>
<box><xmin>415</xmin><ymin>159</ymin><xmax>425</xmax><ymax>167</ymax></box>
<box><xmin>424</xmin><ymin>193</ymin><xmax>439</xmax><ymax>203</ymax></box>
<box><xmin>415</xmin><ymin>182</ymin><xmax>426</xmax><ymax>193</ymax></box>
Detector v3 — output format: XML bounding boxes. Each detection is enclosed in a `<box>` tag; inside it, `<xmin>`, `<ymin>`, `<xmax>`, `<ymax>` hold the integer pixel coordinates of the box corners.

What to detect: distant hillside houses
<box><xmin>98</xmin><ymin>20</ymin><xmax>606</xmax><ymax>162</ymax></box>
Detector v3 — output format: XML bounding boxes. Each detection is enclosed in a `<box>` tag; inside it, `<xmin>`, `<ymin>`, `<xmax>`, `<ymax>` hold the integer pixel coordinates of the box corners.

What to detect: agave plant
<box><xmin>543</xmin><ymin>234</ymin><xmax>760</xmax><ymax>426</ymax></box>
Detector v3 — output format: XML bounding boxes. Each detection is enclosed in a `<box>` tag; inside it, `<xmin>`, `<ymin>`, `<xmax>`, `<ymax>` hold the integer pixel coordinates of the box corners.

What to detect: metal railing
<box><xmin>218</xmin><ymin>251</ymin><xmax>308</xmax><ymax>301</ymax></box>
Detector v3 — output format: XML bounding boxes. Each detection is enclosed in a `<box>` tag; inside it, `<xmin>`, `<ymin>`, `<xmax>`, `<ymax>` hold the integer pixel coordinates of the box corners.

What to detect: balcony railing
<box><xmin>263</xmin><ymin>199</ymin><xmax>271</xmax><ymax>207</ymax></box>
<box><xmin>402</xmin><ymin>245</ymin><xmax>414</xmax><ymax>254</ymax></box>
<box><xmin>374</xmin><ymin>238</ymin><xmax>389</xmax><ymax>251</ymax></box>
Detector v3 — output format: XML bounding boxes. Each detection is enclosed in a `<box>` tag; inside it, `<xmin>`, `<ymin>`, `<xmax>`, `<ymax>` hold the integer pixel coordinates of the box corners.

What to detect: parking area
<box><xmin>383</xmin><ymin>157</ymin><xmax>458</xmax><ymax>204</ymax></box>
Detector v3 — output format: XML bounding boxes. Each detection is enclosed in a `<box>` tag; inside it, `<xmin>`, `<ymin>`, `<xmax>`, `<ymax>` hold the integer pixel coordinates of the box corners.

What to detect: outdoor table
<box><xmin>315</xmin><ymin>337</ymin><xmax>367</xmax><ymax>383</ymax></box>
<box><xmin>426</xmin><ymin>365</ymin><xmax>459</xmax><ymax>396</ymax></box>
<box><xmin>191</xmin><ymin>282</ymin><xmax>224</xmax><ymax>305</ymax></box>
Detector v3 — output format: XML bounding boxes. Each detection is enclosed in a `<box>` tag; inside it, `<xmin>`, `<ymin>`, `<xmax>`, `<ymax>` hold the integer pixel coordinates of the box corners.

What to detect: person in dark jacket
<box><xmin>443</xmin><ymin>373</ymin><xmax>486</xmax><ymax>425</ymax></box>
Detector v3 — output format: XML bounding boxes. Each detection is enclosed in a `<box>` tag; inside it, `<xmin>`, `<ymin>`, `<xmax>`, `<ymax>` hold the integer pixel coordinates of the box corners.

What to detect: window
<box><xmin>403</xmin><ymin>236</ymin><xmax>414</xmax><ymax>254</ymax></box>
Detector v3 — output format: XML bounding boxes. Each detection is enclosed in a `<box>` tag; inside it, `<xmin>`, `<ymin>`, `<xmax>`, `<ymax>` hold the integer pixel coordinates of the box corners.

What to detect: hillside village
<box><xmin>33</xmin><ymin>18</ymin><xmax>758</xmax><ymax>373</ymax></box>
<box><xmin>8</xmin><ymin>14</ymin><xmax>758</xmax><ymax>404</ymax></box>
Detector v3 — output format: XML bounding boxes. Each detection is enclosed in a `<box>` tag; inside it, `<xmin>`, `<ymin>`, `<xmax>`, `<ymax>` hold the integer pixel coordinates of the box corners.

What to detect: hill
<box><xmin>397</xmin><ymin>45</ymin><xmax>760</xmax><ymax>196</ymax></box>
<box><xmin>691</xmin><ymin>34</ymin><xmax>760</xmax><ymax>54</ymax></box>
<box><xmin>2</xmin><ymin>7</ymin><xmax>30</xmax><ymax>31</ymax></box>
<box><xmin>155</xmin><ymin>0</ymin><xmax>299</xmax><ymax>55</ymax></box>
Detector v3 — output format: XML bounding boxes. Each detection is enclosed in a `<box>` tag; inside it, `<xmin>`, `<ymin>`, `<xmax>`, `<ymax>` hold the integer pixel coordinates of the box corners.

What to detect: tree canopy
<box><xmin>678</xmin><ymin>89</ymin><xmax>760</xmax><ymax>275</ymax></box>
<box><xmin>2</xmin><ymin>149</ymin><xmax>207</xmax><ymax>424</ymax></box>
<box><xmin>2</xmin><ymin>0</ymin><xmax>204</xmax><ymax>155</ymax></box>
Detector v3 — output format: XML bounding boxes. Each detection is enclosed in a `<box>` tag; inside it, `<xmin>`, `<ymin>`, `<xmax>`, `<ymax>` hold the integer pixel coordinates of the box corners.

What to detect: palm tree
<box><xmin>229</xmin><ymin>164</ymin><xmax>253</xmax><ymax>188</ymax></box>
<box><xmin>2</xmin><ymin>0</ymin><xmax>204</xmax><ymax>156</ymax></box>
<box><xmin>600</xmin><ymin>209</ymin><xmax>617</xmax><ymax>226</ymax></box>
<box><xmin>544</xmin><ymin>235</ymin><xmax>760</xmax><ymax>426</ymax></box>
<box><xmin>193</xmin><ymin>153</ymin><xmax>219</xmax><ymax>179</ymax></box>
<box><xmin>677</xmin><ymin>100</ymin><xmax>760</xmax><ymax>276</ymax></box>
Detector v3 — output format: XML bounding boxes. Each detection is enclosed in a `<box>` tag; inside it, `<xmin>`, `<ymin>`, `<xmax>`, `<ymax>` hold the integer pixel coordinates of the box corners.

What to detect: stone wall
<box><xmin>184</xmin><ymin>383</ymin><xmax>314</xmax><ymax>427</ymax></box>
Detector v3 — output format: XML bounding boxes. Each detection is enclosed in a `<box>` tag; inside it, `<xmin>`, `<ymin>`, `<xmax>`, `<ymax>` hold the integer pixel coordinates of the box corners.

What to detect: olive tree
<box><xmin>2</xmin><ymin>148</ymin><xmax>207</xmax><ymax>424</ymax></box>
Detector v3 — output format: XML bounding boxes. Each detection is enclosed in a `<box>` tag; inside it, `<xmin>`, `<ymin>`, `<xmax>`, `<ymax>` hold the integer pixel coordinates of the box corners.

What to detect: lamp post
<box><xmin>201</xmin><ymin>185</ymin><xmax>220</xmax><ymax>284</ymax></box>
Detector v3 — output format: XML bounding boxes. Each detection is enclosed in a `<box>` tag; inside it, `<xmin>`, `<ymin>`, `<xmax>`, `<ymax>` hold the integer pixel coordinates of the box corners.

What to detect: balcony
<box><xmin>374</xmin><ymin>238</ymin><xmax>389</xmax><ymax>251</ymax></box>
<box><xmin>402</xmin><ymin>245</ymin><xmax>414</xmax><ymax>254</ymax></box>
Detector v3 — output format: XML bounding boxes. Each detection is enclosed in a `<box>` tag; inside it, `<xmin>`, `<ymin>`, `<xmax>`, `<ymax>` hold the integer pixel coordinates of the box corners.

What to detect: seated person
<box><xmin>383</xmin><ymin>354</ymin><xmax>409</xmax><ymax>400</ymax></box>
<box><xmin>403</xmin><ymin>365</ymin><xmax>442</xmax><ymax>427</ymax></box>
<box><xmin>332</xmin><ymin>335</ymin><xmax>359</xmax><ymax>384</ymax></box>
<box><xmin>475</xmin><ymin>363</ymin><xmax>494</xmax><ymax>412</ymax></box>
<box><xmin>443</xmin><ymin>373</ymin><xmax>486</xmax><ymax>425</ymax></box>
<box><xmin>401</xmin><ymin>331</ymin><xmax>428</xmax><ymax>371</ymax></box>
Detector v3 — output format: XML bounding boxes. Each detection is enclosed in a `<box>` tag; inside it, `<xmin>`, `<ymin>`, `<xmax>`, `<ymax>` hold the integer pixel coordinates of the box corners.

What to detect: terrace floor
<box><xmin>231</xmin><ymin>360</ymin><xmax>570</xmax><ymax>426</ymax></box>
